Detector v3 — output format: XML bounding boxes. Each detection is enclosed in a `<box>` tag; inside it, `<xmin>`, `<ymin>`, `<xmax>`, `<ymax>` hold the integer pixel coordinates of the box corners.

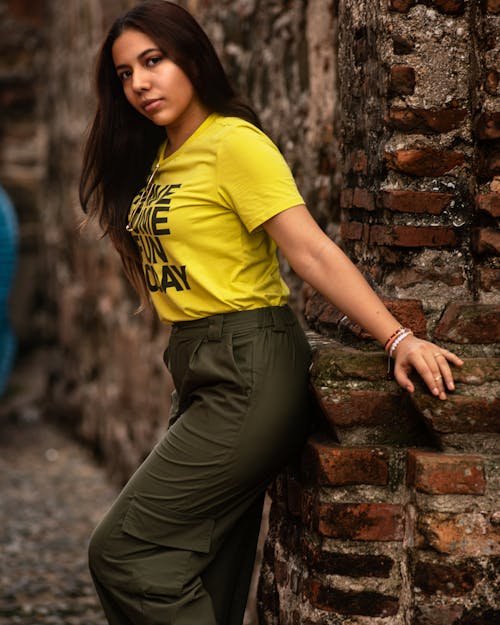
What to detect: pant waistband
<box><xmin>171</xmin><ymin>305</ymin><xmax>296</xmax><ymax>340</ymax></box>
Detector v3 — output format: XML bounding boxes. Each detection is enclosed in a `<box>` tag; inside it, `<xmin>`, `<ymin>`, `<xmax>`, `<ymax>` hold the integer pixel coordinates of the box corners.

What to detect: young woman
<box><xmin>80</xmin><ymin>2</ymin><xmax>463</xmax><ymax>624</ymax></box>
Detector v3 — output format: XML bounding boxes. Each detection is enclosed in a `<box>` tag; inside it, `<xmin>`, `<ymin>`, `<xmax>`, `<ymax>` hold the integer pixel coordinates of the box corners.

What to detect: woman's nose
<box><xmin>131</xmin><ymin>67</ymin><xmax>150</xmax><ymax>92</ymax></box>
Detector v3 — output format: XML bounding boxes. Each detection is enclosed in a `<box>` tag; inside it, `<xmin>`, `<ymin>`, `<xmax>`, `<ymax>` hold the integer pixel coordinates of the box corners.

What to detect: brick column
<box><xmin>259</xmin><ymin>1</ymin><xmax>499</xmax><ymax>623</ymax></box>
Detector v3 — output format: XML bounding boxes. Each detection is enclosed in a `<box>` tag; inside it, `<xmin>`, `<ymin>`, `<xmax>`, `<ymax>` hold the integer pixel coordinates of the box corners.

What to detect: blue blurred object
<box><xmin>0</xmin><ymin>185</ymin><xmax>19</xmax><ymax>396</ymax></box>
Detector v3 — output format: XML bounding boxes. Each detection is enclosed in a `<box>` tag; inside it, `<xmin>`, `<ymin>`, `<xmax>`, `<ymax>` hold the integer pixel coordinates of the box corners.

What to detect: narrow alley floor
<box><xmin>0</xmin><ymin>414</ymin><xmax>117</xmax><ymax>625</ymax></box>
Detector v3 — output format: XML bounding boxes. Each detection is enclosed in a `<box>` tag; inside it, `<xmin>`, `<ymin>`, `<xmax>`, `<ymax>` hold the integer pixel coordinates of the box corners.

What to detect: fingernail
<box><xmin>432</xmin><ymin>387</ymin><xmax>439</xmax><ymax>395</ymax></box>
<box><xmin>448</xmin><ymin>382</ymin><xmax>455</xmax><ymax>390</ymax></box>
<box><xmin>440</xmin><ymin>392</ymin><xmax>447</xmax><ymax>400</ymax></box>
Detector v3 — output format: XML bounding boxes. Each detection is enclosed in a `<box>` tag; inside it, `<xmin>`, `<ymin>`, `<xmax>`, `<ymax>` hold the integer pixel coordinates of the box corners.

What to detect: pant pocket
<box><xmin>121</xmin><ymin>494</ymin><xmax>214</xmax><ymax>597</ymax></box>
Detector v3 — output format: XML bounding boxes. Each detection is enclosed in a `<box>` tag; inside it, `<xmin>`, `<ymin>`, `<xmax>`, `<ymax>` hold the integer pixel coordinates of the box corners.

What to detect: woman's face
<box><xmin>112</xmin><ymin>28</ymin><xmax>204</xmax><ymax>131</ymax></box>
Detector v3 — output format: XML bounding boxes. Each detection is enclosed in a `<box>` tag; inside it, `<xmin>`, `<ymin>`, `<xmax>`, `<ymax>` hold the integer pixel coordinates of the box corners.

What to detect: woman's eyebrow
<box><xmin>115</xmin><ymin>48</ymin><xmax>162</xmax><ymax>71</ymax></box>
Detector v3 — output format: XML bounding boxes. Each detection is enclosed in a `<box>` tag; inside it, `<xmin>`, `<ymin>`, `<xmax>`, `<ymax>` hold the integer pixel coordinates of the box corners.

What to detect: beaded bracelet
<box><xmin>384</xmin><ymin>326</ymin><xmax>404</xmax><ymax>350</ymax></box>
<box><xmin>385</xmin><ymin>327</ymin><xmax>409</xmax><ymax>354</ymax></box>
<box><xmin>386</xmin><ymin>328</ymin><xmax>413</xmax><ymax>377</ymax></box>
<box><xmin>389</xmin><ymin>329</ymin><xmax>413</xmax><ymax>357</ymax></box>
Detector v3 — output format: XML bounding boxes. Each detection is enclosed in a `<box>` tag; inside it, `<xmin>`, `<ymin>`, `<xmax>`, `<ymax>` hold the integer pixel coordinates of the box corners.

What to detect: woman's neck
<box><xmin>163</xmin><ymin>105</ymin><xmax>210</xmax><ymax>158</ymax></box>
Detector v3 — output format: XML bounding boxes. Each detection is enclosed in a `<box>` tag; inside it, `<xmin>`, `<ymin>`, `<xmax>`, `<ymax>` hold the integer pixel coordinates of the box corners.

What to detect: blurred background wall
<box><xmin>0</xmin><ymin>0</ymin><xmax>340</xmax><ymax>481</ymax></box>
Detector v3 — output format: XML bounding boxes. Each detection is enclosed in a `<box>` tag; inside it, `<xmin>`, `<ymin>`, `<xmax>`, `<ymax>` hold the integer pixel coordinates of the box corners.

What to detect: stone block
<box><xmin>313</xmin><ymin>388</ymin><xmax>403</xmax><ymax>428</ymax></box>
<box><xmin>476</xmin><ymin>112</ymin><xmax>500</xmax><ymax>140</ymax></box>
<box><xmin>473</xmin><ymin>227</ymin><xmax>500</xmax><ymax>255</ymax></box>
<box><xmin>410</xmin><ymin>393</ymin><xmax>500</xmax><ymax>434</ymax></box>
<box><xmin>302</xmin><ymin>437</ymin><xmax>390</xmax><ymax>486</ymax></box>
<box><xmin>303</xmin><ymin>542</ymin><xmax>394</xmax><ymax>577</ymax></box>
<box><xmin>407</xmin><ymin>450</ymin><xmax>486</xmax><ymax>494</ymax></box>
<box><xmin>352</xmin><ymin>187</ymin><xmax>375</xmax><ymax>210</ymax></box>
<box><xmin>386</xmin><ymin>108</ymin><xmax>468</xmax><ymax>134</ymax></box>
<box><xmin>313</xmin><ymin>502</ymin><xmax>405</xmax><ymax>541</ymax></box>
<box><xmin>381</xmin><ymin>189</ymin><xmax>454</xmax><ymax>214</ymax></box>
<box><xmin>385</xmin><ymin>148</ymin><xmax>465</xmax><ymax>177</ymax></box>
<box><xmin>389</xmin><ymin>65</ymin><xmax>416</xmax><ymax>95</ymax></box>
<box><xmin>417</xmin><ymin>512</ymin><xmax>500</xmax><ymax>556</ymax></box>
<box><xmin>434</xmin><ymin>303</ymin><xmax>500</xmax><ymax>343</ymax></box>
<box><xmin>369</xmin><ymin>225</ymin><xmax>458</xmax><ymax>247</ymax></box>
<box><xmin>307</xmin><ymin>578</ymin><xmax>399</xmax><ymax>616</ymax></box>
<box><xmin>413</xmin><ymin>558</ymin><xmax>479</xmax><ymax>596</ymax></box>
<box><xmin>476</xmin><ymin>193</ymin><xmax>500</xmax><ymax>217</ymax></box>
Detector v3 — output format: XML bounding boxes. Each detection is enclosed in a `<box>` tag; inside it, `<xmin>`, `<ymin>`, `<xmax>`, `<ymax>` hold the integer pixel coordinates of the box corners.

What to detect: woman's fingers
<box><xmin>393</xmin><ymin>338</ymin><xmax>463</xmax><ymax>400</ymax></box>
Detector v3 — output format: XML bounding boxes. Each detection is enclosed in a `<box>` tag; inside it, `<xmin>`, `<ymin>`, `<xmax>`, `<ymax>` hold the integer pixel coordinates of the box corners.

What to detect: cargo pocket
<box><xmin>121</xmin><ymin>494</ymin><xmax>214</xmax><ymax>597</ymax></box>
<box><xmin>224</xmin><ymin>332</ymin><xmax>255</xmax><ymax>391</ymax></box>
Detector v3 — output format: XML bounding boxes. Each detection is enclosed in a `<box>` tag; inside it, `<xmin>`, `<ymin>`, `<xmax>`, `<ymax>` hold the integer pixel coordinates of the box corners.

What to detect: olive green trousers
<box><xmin>88</xmin><ymin>305</ymin><xmax>312</xmax><ymax>625</ymax></box>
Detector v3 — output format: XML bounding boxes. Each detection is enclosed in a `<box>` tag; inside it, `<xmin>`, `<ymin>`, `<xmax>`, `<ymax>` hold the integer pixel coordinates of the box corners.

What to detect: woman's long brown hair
<box><xmin>79</xmin><ymin>0</ymin><xmax>261</xmax><ymax>307</ymax></box>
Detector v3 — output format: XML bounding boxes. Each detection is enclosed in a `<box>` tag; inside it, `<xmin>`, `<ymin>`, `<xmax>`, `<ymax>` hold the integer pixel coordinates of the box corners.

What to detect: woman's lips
<box><xmin>142</xmin><ymin>99</ymin><xmax>163</xmax><ymax>113</ymax></box>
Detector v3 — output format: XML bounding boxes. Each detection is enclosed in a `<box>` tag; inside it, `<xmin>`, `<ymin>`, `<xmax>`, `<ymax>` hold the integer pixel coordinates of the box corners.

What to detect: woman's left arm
<box><xmin>263</xmin><ymin>204</ymin><xmax>463</xmax><ymax>400</ymax></box>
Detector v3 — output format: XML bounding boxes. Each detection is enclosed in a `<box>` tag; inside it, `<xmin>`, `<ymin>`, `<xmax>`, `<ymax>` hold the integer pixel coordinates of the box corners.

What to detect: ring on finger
<box><xmin>434</xmin><ymin>375</ymin><xmax>442</xmax><ymax>381</ymax></box>
<box><xmin>434</xmin><ymin>353</ymin><xmax>444</xmax><ymax>358</ymax></box>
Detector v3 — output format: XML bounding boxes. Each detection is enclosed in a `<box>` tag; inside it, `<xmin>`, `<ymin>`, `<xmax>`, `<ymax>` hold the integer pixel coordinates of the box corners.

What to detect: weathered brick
<box><xmin>455</xmin><ymin>609</ymin><xmax>500</xmax><ymax>624</ymax></box>
<box><xmin>369</xmin><ymin>224</ymin><xmax>458</xmax><ymax>247</ymax></box>
<box><xmin>307</xmin><ymin>578</ymin><xmax>399</xmax><ymax>616</ymax></box>
<box><xmin>473</xmin><ymin>227</ymin><xmax>500</xmax><ymax>255</ymax></box>
<box><xmin>478</xmin><ymin>266</ymin><xmax>500</xmax><ymax>291</ymax></box>
<box><xmin>417</xmin><ymin>512</ymin><xmax>500</xmax><ymax>556</ymax></box>
<box><xmin>414</xmin><ymin>604</ymin><xmax>464</xmax><ymax>625</ymax></box>
<box><xmin>453</xmin><ymin>357</ymin><xmax>500</xmax><ymax>385</ymax></box>
<box><xmin>434</xmin><ymin>303</ymin><xmax>500</xmax><ymax>343</ymax></box>
<box><xmin>381</xmin><ymin>189</ymin><xmax>454</xmax><ymax>214</ymax></box>
<box><xmin>302</xmin><ymin>437</ymin><xmax>390</xmax><ymax>486</ymax></box>
<box><xmin>303</xmin><ymin>542</ymin><xmax>394</xmax><ymax>577</ymax></box>
<box><xmin>386</xmin><ymin>265</ymin><xmax>465</xmax><ymax>289</ymax></box>
<box><xmin>312</xmin><ymin>300</ymin><xmax>371</xmax><ymax>339</ymax></box>
<box><xmin>314</xmin><ymin>388</ymin><xmax>402</xmax><ymax>427</ymax></box>
<box><xmin>351</xmin><ymin>150</ymin><xmax>368</xmax><ymax>174</ymax></box>
<box><xmin>384</xmin><ymin>298</ymin><xmax>428</xmax><ymax>337</ymax></box>
<box><xmin>476</xmin><ymin>112</ymin><xmax>500</xmax><ymax>140</ymax></box>
<box><xmin>389</xmin><ymin>65</ymin><xmax>416</xmax><ymax>95</ymax></box>
<box><xmin>479</xmin><ymin>142</ymin><xmax>500</xmax><ymax>180</ymax></box>
<box><xmin>352</xmin><ymin>187</ymin><xmax>375</xmax><ymax>210</ymax></box>
<box><xmin>386</xmin><ymin>108</ymin><xmax>467</xmax><ymax>133</ymax></box>
<box><xmin>340</xmin><ymin>187</ymin><xmax>353</xmax><ymax>208</ymax></box>
<box><xmin>485</xmin><ymin>70</ymin><xmax>498</xmax><ymax>95</ymax></box>
<box><xmin>385</xmin><ymin>148</ymin><xmax>465</xmax><ymax>177</ymax></box>
<box><xmin>389</xmin><ymin>0</ymin><xmax>414</xmax><ymax>12</ymax></box>
<box><xmin>411</xmin><ymin>393</ymin><xmax>500</xmax><ymax>434</ymax></box>
<box><xmin>305</xmin><ymin>292</ymin><xmax>427</xmax><ymax>338</ymax></box>
<box><xmin>407</xmin><ymin>450</ymin><xmax>486</xmax><ymax>494</ymax></box>
<box><xmin>431</xmin><ymin>0</ymin><xmax>465</xmax><ymax>14</ymax></box>
<box><xmin>476</xmin><ymin>193</ymin><xmax>500</xmax><ymax>218</ymax></box>
<box><xmin>339</xmin><ymin>221</ymin><xmax>365</xmax><ymax>241</ymax></box>
<box><xmin>392</xmin><ymin>33</ymin><xmax>415</xmax><ymax>54</ymax></box>
<box><xmin>414</xmin><ymin>559</ymin><xmax>478</xmax><ymax>596</ymax></box>
<box><xmin>314</xmin><ymin>502</ymin><xmax>405</xmax><ymax>541</ymax></box>
<box><xmin>311</xmin><ymin>346</ymin><xmax>387</xmax><ymax>382</ymax></box>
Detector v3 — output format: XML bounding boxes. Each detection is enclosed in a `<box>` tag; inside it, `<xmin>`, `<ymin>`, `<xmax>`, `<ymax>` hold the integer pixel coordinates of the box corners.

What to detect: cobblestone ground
<box><xmin>0</xmin><ymin>416</ymin><xmax>117</xmax><ymax>625</ymax></box>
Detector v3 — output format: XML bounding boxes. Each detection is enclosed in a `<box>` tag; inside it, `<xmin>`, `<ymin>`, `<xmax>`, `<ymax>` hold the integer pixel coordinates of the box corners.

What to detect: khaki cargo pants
<box><xmin>88</xmin><ymin>305</ymin><xmax>312</xmax><ymax>625</ymax></box>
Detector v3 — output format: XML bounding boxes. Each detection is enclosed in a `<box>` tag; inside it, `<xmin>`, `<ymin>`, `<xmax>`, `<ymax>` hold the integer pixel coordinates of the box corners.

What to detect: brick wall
<box><xmin>259</xmin><ymin>1</ymin><xmax>499</xmax><ymax>623</ymax></box>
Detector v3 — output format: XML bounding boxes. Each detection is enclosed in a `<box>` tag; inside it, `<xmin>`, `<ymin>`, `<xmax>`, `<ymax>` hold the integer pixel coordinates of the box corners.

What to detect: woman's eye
<box><xmin>146</xmin><ymin>56</ymin><xmax>162</xmax><ymax>67</ymax></box>
<box><xmin>118</xmin><ymin>70</ymin><xmax>131</xmax><ymax>82</ymax></box>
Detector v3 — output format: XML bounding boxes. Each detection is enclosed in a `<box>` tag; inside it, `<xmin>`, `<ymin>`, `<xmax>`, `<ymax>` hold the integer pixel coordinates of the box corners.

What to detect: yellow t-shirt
<box><xmin>128</xmin><ymin>113</ymin><xmax>304</xmax><ymax>323</ymax></box>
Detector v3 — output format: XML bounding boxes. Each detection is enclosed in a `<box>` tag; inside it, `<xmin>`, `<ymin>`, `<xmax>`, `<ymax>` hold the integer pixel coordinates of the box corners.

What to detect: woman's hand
<box><xmin>392</xmin><ymin>335</ymin><xmax>464</xmax><ymax>400</ymax></box>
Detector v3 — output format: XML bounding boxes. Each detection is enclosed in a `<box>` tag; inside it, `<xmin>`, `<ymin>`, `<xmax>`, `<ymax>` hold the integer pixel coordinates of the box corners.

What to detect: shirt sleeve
<box><xmin>216</xmin><ymin>124</ymin><xmax>304</xmax><ymax>233</ymax></box>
